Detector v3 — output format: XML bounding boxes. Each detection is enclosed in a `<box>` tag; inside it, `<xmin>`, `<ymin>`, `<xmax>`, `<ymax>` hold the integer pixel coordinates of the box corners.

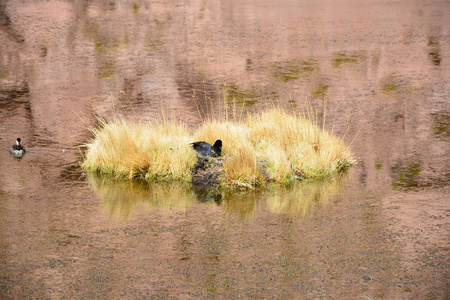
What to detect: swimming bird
<box><xmin>191</xmin><ymin>139</ymin><xmax>222</xmax><ymax>157</ymax></box>
<box><xmin>10</xmin><ymin>137</ymin><xmax>26</xmax><ymax>158</ymax></box>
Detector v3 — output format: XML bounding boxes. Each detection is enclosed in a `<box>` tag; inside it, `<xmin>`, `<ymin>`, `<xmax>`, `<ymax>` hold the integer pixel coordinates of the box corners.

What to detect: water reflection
<box><xmin>331</xmin><ymin>51</ymin><xmax>366</xmax><ymax>68</ymax></box>
<box><xmin>223</xmin><ymin>83</ymin><xmax>259</xmax><ymax>107</ymax></box>
<box><xmin>0</xmin><ymin>82</ymin><xmax>30</xmax><ymax>107</ymax></box>
<box><xmin>432</xmin><ymin>111</ymin><xmax>449</xmax><ymax>140</ymax></box>
<box><xmin>88</xmin><ymin>174</ymin><xmax>196</xmax><ymax>219</ymax></box>
<box><xmin>270</xmin><ymin>58</ymin><xmax>318</xmax><ymax>82</ymax></box>
<box><xmin>221</xmin><ymin>189</ymin><xmax>262</xmax><ymax>220</ymax></box>
<box><xmin>427</xmin><ymin>34</ymin><xmax>441</xmax><ymax>66</ymax></box>
<box><xmin>0</xmin><ymin>1</ymin><xmax>24</xmax><ymax>42</ymax></box>
<box><xmin>264</xmin><ymin>175</ymin><xmax>349</xmax><ymax>219</ymax></box>
<box><xmin>390</xmin><ymin>157</ymin><xmax>422</xmax><ymax>189</ymax></box>
<box><xmin>88</xmin><ymin>172</ymin><xmax>349</xmax><ymax>221</ymax></box>
<box><xmin>1</xmin><ymin>0</ymin><xmax>448</xmax><ymax>297</ymax></box>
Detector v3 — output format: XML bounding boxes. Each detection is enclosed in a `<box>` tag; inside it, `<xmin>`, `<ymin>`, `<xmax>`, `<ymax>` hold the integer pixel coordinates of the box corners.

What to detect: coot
<box><xmin>10</xmin><ymin>138</ymin><xmax>26</xmax><ymax>158</ymax></box>
<box><xmin>191</xmin><ymin>139</ymin><xmax>222</xmax><ymax>157</ymax></box>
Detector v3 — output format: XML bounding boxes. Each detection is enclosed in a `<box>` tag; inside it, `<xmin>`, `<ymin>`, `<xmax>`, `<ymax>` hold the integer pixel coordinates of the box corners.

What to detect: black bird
<box><xmin>10</xmin><ymin>137</ymin><xmax>26</xmax><ymax>158</ymax></box>
<box><xmin>191</xmin><ymin>139</ymin><xmax>222</xmax><ymax>157</ymax></box>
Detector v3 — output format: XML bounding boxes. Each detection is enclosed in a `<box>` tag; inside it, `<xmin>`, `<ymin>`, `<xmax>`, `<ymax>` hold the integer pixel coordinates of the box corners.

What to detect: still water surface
<box><xmin>1</xmin><ymin>0</ymin><xmax>449</xmax><ymax>299</ymax></box>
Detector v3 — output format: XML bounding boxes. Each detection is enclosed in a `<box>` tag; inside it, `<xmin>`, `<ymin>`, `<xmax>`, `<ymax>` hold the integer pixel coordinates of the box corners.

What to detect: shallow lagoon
<box><xmin>1</xmin><ymin>0</ymin><xmax>449</xmax><ymax>299</ymax></box>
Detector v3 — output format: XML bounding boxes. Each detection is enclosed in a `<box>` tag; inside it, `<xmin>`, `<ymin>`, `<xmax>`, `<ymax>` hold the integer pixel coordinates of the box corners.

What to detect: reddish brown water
<box><xmin>1</xmin><ymin>0</ymin><xmax>449</xmax><ymax>299</ymax></box>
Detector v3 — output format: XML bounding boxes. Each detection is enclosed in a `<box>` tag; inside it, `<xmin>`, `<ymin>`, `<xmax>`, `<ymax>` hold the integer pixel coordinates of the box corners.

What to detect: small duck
<box><xmin>10</xmin><ymin>138</ymin><xmax>26</xmax><ymax>158</ymax></box>
<box><xmin>191</xmin><ymin>139</ymin><xmax>222</xmax><ymax>157</ymax></box>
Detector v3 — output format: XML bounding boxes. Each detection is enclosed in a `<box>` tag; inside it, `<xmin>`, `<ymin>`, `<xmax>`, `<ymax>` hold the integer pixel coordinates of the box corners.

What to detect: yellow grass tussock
<box><xmin>193</xmin><ymin>120</ymin><xmax>264</xmax><ymax>186</ymax></box>
<box><xmin>247</xmin><ymin>108</ymin><xmax>353</xmax><ymax>179</ymax></box>
<box><xmin>82</xmin><ymin>119</ymin><xmax>197</xmax><ymax>181</ymax></box>
<box><xmin>82</xmin><ymin>108</ymin><xmax>355</xmax><ymax>187</ymax></box>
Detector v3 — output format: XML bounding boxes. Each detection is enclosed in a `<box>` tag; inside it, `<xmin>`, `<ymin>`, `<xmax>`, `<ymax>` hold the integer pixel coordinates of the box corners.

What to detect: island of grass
<box><xmin>82</xmin><ymin>108</ymin><xmax>355</xmax><ymax>188</ymax></box>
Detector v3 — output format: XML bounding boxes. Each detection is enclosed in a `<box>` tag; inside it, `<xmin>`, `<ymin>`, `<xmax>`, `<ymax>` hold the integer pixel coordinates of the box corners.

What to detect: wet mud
<box><xmin>0</xmin><ymin>0</ymin><xmax>449</xmax><ymax>299</ymax></box>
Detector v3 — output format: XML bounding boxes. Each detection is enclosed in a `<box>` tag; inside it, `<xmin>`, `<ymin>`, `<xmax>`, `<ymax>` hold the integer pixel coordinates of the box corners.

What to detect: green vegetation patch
<box><xmin>133</xmin><ymin>3</ymin><xmax>140</xmax><ymax>13</ymax></box>
<box><xmin>311</xmin><ymin>83</ymin><xmax>329</xmax><ymax>99</ymax></box>
<box><xmin>382</xmin><ymin>83</ymin><xmax>399</xmax><ymax>93</ymax></box>
<box><xmin>391</xmin><ymin>158</ymin><xmax>422</xmax><ymax>189</ymax></box>
<box><xmin>270</xmin><ymin>58</ymin><xmax>318</xmax><ymax>82</ymax></box>
<box><xmin>0</xmin><ymin>68</ymin><xmax>10</xmax><ymax>79</ymax></box>
<box><xmin>145</xmin><ymin>39</ymin><xmax>165</xmax><ymax>52</ymax></box>
<box><xmin>97</xmin><ymin>62</ymin><xmax>116</xmax><ymax>78</ymax></box>
<box><xmin>108</xmin><ymin>1</ymin><xmax>116</xmax><ymax>10</ymax></box>
<box><xmin>432</xmin><ymin>111</ymin><xmax>450</xmax><ymax>140</ymax></box>
<box><xmin>84</xmin><ymin>19</ymin><xmax>123</xmax><ymax>54</ymax></box>
<box><xmin>375</xmin><ymin>157</ymin><xmax>383</xmax><ymax>170</ymax></box>
<box><xmin>94</xmin><ymin>38</ymin><xmax>121</xmax><ymax>53</ymax></box>
<box><xmin>428</xmin><ymin>35</ymin><xmax>439</xmax><ymax>47</ymax></box>
<box><xmin>83</xmin><ymin>20</ymin><xmax>100</xmax><ymax>39</ymax></box>
<box><xmin>332</xmin><ymin>51</ymin><xmax>366</xmax><ymax>68</ymax></box>
<box><xmin>223</xmin><ymin>83</ymin><xmax>259</xmax><ymax>107</ymax></box>
<box><xmin>380</xmin><ymin>75</ymin><xmax>411</xmax><ymax>95</ymax></box>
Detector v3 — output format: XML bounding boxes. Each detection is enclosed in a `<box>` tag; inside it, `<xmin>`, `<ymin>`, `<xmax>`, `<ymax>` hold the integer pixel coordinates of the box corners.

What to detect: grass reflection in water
<box><xmin>263</xmin><ymin>174</ymin><xmax>348</xmax><ymax>219</ymax></box>
<box><xmin>88</xmin><ymin>172</ymin><xmax>349</xmax><ymax>220</ymax></box>
<box><xmin>88</xmin><ymin>174</ymin><xmax>196</xmax><ymax>220</ymax></box>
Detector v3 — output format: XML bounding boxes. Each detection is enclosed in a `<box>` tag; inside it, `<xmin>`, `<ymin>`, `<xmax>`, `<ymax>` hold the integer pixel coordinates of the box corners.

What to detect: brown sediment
<box><xmin>0</xmin><ymin>0</ymin><xmax>24</xmax><ymax>43</ymax></box>
<box><xmin>0</xmin><ymin>0</ymin><xmax>449</xmax><ymax>299</ymax></box>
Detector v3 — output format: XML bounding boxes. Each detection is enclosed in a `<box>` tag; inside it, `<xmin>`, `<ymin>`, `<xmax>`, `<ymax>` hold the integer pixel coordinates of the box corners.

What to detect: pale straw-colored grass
<box><xmin>82</xmin><ymin>118</ymin><xmax>197</xmax><ymax>181</ymax></box>
<box><xmin>247</xmin><ymin>108</ymin><xmax>354</xmax><ymax>180</ymax></box>
<box><xmin>194</xmin><ymin>120</ymin><xmax>265</xmax><ymax>187</ymax></box>
<box><xmin>82</xmin><ymin>108</ymin><xmax>354</xmax><ymax>187</ymax></box>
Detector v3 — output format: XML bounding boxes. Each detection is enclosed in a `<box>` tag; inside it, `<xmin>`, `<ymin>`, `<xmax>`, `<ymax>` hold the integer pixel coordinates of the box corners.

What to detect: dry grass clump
<box><xmin>194</xmin><ymin>108</ymin><xmax>354</xmax><ymax>185</ymax></box>
<box><xmin>194</xmin><ymin>120</ymin><xmax>264</xmax><ymax>187</ymax></box>
<box><xmin>82</xmin><ymin>108</ymin><xmax>354</xmax><ymax>187</ymax></box>
<box><xmin>247</xmin><ymin>108</ymin><xmax>354</xmax><ymax>179</ymax></box>
<box><xmin>82</xmin><ymin>119</ymin><xmax>197</xmax><ymax>181</ymax></box>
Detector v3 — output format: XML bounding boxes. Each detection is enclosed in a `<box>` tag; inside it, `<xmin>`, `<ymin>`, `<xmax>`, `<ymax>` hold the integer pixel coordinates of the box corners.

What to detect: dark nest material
<box><xmin>191</xmin><ymin>156</ymin><xmax>224</xmax><ymax>187</ymax></box>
